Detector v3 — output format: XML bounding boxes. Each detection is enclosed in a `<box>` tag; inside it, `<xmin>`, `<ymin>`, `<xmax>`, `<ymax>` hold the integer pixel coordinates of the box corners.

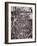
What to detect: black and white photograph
<box><xmin>11</xmin><ymin>7</ymin><xmax>32</xmax><ymax>39</ymax></box>
<box><xmin>5</xmin><ymin>2</ymin><xmax>36</xmax><ymax>44</ymax></box>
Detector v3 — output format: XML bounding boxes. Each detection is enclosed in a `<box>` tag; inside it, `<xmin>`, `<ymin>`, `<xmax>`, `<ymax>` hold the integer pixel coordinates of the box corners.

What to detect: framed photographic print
<box><xmin>5</xmin><ymin>2</ymin><xmax>36</xmax><ymax>44</ymax></box>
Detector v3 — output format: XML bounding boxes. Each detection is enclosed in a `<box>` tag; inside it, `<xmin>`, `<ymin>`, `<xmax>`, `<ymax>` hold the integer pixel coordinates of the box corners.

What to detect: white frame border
<box><xmin>8</xmin><ymin>3</ymin><xmax>35</xmax><ymax>43</ymax></box>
